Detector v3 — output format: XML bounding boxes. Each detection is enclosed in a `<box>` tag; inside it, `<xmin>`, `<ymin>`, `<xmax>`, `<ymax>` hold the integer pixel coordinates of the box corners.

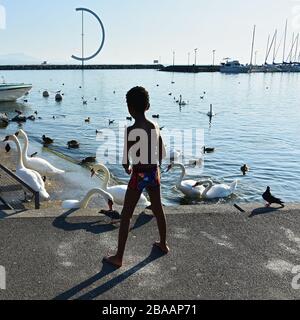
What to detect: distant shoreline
<box><xmin>0</xmin><ymin>64</ymin><xmax>164</xmax><ymax>71</ymax></box>
<box><xmin>0</xmin><ymin>64</ymin><xmax>221</xmax><ymax>72</ymax></box>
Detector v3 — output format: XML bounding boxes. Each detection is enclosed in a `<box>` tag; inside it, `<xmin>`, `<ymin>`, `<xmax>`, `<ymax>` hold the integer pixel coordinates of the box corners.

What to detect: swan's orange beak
<box><xmin>108</xmin><ymin>199</ymin><xmax>114</xmax><ymax>211</ymax></box>
<box><xmin>90</xmin><ymin>168</ymin><xmax>96</xmax><ymax>177</ymax></box>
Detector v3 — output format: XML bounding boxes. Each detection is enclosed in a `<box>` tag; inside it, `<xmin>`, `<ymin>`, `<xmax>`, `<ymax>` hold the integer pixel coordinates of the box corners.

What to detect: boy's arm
<box><xmin>122</xmin><ymin>127</ymin><xmax>132</xmax><ymax>174</ymax></box>
<box><xmin>159</xmin><ymin>134</ymin><xmax>167</xmax><ymax>166</ymax></box>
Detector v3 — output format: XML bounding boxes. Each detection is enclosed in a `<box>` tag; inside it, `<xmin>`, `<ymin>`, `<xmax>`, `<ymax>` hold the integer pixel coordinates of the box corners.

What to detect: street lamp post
<box><xmin>194</xmin><ymin>48</ymin><xmax>198</xmax><ymax>66</ymax></box>
<box><xmin>212</xmin><ymin>49</ymin><xmax>216</xmax><ymax>66</ymax></box>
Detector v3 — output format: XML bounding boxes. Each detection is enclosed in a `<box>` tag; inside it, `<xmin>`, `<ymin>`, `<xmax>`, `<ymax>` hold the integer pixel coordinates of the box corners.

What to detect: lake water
<box><xmin>1</xmin><ymin>69</ymin><xmax>300</xmax><ymax>205</ymax></box>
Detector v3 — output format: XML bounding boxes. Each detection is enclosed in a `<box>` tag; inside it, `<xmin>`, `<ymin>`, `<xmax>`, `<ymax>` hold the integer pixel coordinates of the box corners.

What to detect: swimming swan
<box><xmin>16</xmin><ymin>129</ymin><xmax>65</xmax><ymax>175</ymax></box>
<box><xmin>62</xmin><ymin>188</ymin><xmax>114</xmax><ymax>210</ymax></box>
<box><xmin>3</xmin><ymin>135</ymin><xmax>50</xmax><ymax>200</ymax></box>
<box><xmin>166</xmin><ymin>162</ymin><xmax>205</xmax><ymax>198</ymax></box>
<box><xmin>194</xmin><ymin>179</ymin><xmax>238</xmax><ymax>199</ymax></box>
<box><xmin>90</xmin><ymin>163</ymin><xmax>151</xmax><ymax>207</ymax></box>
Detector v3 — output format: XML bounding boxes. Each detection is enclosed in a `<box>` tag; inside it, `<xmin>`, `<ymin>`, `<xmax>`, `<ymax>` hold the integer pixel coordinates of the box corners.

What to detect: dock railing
<box><xmin>0</xmin><ymin>163</ymin><xmax>40</xmax><ymax>209</ymax></box>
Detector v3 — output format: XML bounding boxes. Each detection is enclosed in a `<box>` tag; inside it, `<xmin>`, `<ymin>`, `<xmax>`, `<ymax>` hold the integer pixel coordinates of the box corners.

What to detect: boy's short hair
<box><xmin>126</xmin><ymin>86</ymin><xmax>149</xmax><ymax>113</ymax></box>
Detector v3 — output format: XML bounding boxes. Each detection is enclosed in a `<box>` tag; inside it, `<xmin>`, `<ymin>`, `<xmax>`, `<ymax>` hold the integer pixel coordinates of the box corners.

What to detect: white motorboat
<box><xmin>220</xmin><ymin>60</ymin><xmax>250</xmax><ymax>74</ymax></box>
<box><xmin>0</xmin><ymin>83</ymin><xmax>32</xmax><ymax>102</ymax></box>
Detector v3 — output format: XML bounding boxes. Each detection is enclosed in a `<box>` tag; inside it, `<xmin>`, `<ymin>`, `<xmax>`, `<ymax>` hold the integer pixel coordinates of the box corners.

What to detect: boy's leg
<box><xmin>103</xmin><ymin>188</ymin><xmax>142</xmax><ymax>268</ymax></box>
<box><xmin>146</xmin><ymin>185</ymin><xmax>169</xmax><ymax>254</ymax></box>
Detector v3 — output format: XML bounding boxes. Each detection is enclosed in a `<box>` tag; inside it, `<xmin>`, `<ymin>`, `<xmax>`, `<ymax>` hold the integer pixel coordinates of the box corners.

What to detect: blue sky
<box><xmin>0</xmin><ymin>0</ymin><xmax>298</xmax><ymax>64</ymax></box>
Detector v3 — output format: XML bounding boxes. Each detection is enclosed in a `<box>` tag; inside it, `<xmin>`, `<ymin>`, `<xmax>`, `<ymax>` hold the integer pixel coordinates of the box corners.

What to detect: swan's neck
<box><xmin>22</xmin><ymin>132</ymin><xmax>30</xmax><ymax>164</ymax></box>
<box><xmin>80</xmin><ymin>188</ymin><xmax>110</xmax><ymax>209</ymax></box>
<box><xmin>201</xmin><ymin>180</ymin><xmax>213</xmax><ymax>198</ymax></box>
<box><xmin>94</xmin><ymin>165</ymin><xmax>110</xmax><ymax>190</ymax></box>
<box><xmin>174</xmin><ymin>163</ymin><xmax>186</xmax><ymax>187</ymax></box>
<box><xmin>12</xmin><ymin>136</ymin><xmax>24</xmax><ymax>169</ymax></box>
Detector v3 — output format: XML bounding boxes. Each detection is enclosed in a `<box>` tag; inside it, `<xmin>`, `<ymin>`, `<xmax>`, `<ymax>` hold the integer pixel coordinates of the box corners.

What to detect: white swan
<box><xmin>90</xmin><ymin>163</ymin><xmax>151</xmax><ymax>207</ymax></box>
<box><xmin>194</xmin><ymin>179</ymin><xmax>238</xmax><ymax>199</ymax></box>
<box><xmin>3</xmin><ymin>135</ymin><xmax>50</xmax><ymax>200</ymax></box>
<box><xmin>166</xmin><ymin>162</ymin><xmax>205</xmax><ymax>198</ymax></box>
<box><xmin>16</xmin><ymin>129</ymin><xmax>65</xmax><ymax>175</ymax></box>
<box><xmin>62</xmin><ymin>188</ymin><xmax>114</xmax><ymax>210</ymax></box>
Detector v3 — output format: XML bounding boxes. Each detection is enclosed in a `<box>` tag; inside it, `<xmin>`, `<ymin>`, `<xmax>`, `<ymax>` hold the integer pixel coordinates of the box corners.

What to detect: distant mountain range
<box><xmin>0</xmin><ymin>53</ymin><xmax>43</xmax><ymax>65</ymax></box>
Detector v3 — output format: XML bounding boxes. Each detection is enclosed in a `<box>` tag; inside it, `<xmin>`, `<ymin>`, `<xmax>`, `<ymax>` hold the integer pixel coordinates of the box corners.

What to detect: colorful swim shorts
<box><xmin>128</xmin><ymin>166</ymin><xmax>161</xmax><ymax>192</ymax></box>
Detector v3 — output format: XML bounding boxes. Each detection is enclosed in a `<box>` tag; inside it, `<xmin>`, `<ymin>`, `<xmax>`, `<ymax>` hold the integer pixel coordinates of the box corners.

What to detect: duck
<box><xmin>80</xmin><ymin>156</ymin><xmax>96</xmax><ymax>165</ymax></box>
<box><xmin>126</xmin><ymin>117</ymin><xmax>133</xmax><ymax>121</ymax></box>
<box><xmin>90</xmin><ymin>163</ymin><xmax>150</xmax><ymax>208</ymax></box>
<box><xmin>43</xmin><ymin>90</ymin><xmax>50</xmax><ymax>98</ymax></box>
<box><xmin>200</xmin><ymin>96</ymin><xmax>204</xmax><ymax>100</ymax></box>
<box><xmin>3</xmin><ymin>135</ymin><xmax>50</xmax><ymax>200</ymax></box>
<box><xmin>0</xmin><ymin>113</ymin><xmax>9</xmax><ymax>127</ymax></box>
<box><xmin>262</xmin><ymin>186</ymin><xmax>284</xmax><ymax>208</ymax></box>
<box><xmin>42</xmin><ymin>135</ymin><xmax>54</xmax><ymax>145</ymax></box>
<box><xmin>241</xmin><ymin>164</ymin><xmax>249</xmax><ymax>176</ymax></box>
<box><xmin>15</xmin><ymin>130</ymin><xmax>65</xmax><ymax>175</ymax></box>
<box><xmin>11</xmin><ymin>114</ymin><xmax>27</xmax><ymax>123</ymax></box>
<box><xmin>55</xmin><ymin>92</ymin><xmax>63</xmax><ymax>102</ymax></box>
<box><xmin>96</xmin><ymin>130</ymin><xmax>103</xmax><ymax>135</ymax></box>
<box><xmin>27</xmin><ymin>115</ymin><xmax>36</xmax><ymax>121</ymax></box>
<box><xmin>83</xmin><ymin>100</ymin><xmax>88</xmax><ymax>105</ymax></box>
<box><xmin>62</xmin><ymin>188</ymin><xmax>114</xmax><ymax>211</ymax></box>
<box><xmin>203</xmin><ymin>146</ymin><xmax>215</xmax><ymax>154</ymax></box>
<box><xmin>152</xmin><ymin>114</ymin><xmax>160</xmax><ymax>119</ymax></box>
<box><xmin>166</xmin><ymin>162</ymin><xmax>205</xmax><ymax>199</ymax></box>
<box><xmin>109</xmin><ymin>120</ymin><xmax>115</xmax><ymax>126</ymax></box>
<box><xmin>85</xmin><ymin>117</ymin><xmax>91</xmax><ymax>123</ymax></box>
<box><xmin>193</xmin><ymin>179</ymin><xmax>238</xmax><ymax>200</ymax></box>
<box><xmin>67</xmin><ymin>140</ymin><xmax>80</xmax><ymax>149</ymax></box>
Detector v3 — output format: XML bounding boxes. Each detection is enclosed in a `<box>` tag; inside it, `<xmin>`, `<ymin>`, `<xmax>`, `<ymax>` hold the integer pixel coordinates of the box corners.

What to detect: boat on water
<box><xmin>220</xmin><ymin>60</ymin><xmax>250</xmax><ymax>74</ymax></box>
<box><xmin>0</xmin><ymin>83</ymin><xmax>32</xmax><ymax>102</ymax></box>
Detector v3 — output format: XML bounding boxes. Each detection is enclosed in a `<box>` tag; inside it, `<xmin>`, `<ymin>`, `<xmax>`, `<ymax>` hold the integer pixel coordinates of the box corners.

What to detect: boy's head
<box><xmin>126</xmin><ymin>86</ymin><xmax>150</xmax><ymax>117</ymax></box>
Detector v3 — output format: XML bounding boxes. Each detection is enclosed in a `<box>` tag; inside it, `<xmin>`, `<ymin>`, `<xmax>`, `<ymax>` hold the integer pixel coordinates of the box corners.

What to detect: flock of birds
<box><xmin>0</xmin><ymin>82</ymin><xmax>285</xmax><ymax>210</ymax></box>
<box><xmin>2</xmin><ymin>128</ymin><xmax>284</xmax><ymax>211</ymax></box>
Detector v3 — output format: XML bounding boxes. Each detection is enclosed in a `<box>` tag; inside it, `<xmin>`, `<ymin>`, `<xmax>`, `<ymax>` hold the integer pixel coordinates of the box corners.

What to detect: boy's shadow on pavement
<box><xmin>54</xmin><ymin>246</ymin><xmax>164</xmax><ymax>300</ymax></box>
<box><xmin>52</xmin><ymin>209</ymin><xmax>154</xmax><ymax>235</ymax></box>
<box><xmin>249</xmin><ymin>206</ymin><xmax>282</xmax><ymax>218</ymax></box>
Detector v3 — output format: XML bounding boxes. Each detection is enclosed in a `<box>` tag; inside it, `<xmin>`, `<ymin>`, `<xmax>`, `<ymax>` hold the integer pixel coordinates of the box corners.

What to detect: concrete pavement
<box><xmin>0</xmin><ymin>203</ymin><xmax>300</xmax><ymax>300</ymax></box>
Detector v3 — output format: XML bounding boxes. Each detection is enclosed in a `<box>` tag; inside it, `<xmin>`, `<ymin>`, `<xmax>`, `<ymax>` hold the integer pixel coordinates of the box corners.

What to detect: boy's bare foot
<box><xmin>103</xmin><ymin>255</ymin><xmax>123</xmax><ymax>268</ymax></box>
<box><xmin>153</xmin><ymin>242</ymin><xmax>170</xmax><ymax>254</ymax></box>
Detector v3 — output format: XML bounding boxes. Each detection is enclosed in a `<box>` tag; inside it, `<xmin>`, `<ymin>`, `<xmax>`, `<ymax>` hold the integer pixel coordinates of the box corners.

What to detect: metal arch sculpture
<box><xmin>71</xmin><ymin>7</ymin><xmax>105</xmax><ymax>62</ymax></box>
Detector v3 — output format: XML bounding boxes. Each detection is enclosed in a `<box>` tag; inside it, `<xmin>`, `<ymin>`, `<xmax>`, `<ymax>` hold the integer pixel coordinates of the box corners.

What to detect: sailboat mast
<box><xmin>282</xmin><ymin>19</ymin><xmax>288</xmax><ymax>63</ymax></box>
<box><xmin>265</xmin><ymin>34</ymin><xmax>270</xmax><ymax>64</ymax></box>
<box><xmin>288</xmin><ymin>32</ymin><xmax>295</xmax><ymax>63</ymax></box>
<box><xmin>250</xmin><ymin>25</ymin><xmax>256</xmax><ymax>66</ymax></box>
<box><xmin>273</xmin><ymin>30</ymin><xmax>277</xmax><ymax>64</ymax></box>
<box><xmin>293</xmin><ymin>33</ymin><xmax>299</xmax><ymax>62</ymax></box>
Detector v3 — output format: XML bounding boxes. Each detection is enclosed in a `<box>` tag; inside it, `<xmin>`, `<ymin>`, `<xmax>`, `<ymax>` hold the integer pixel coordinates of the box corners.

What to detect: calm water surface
<box><xmin>1</xmin><ymin>70</ymin><xmax>300</xmax><ymax>205</ymax></box>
